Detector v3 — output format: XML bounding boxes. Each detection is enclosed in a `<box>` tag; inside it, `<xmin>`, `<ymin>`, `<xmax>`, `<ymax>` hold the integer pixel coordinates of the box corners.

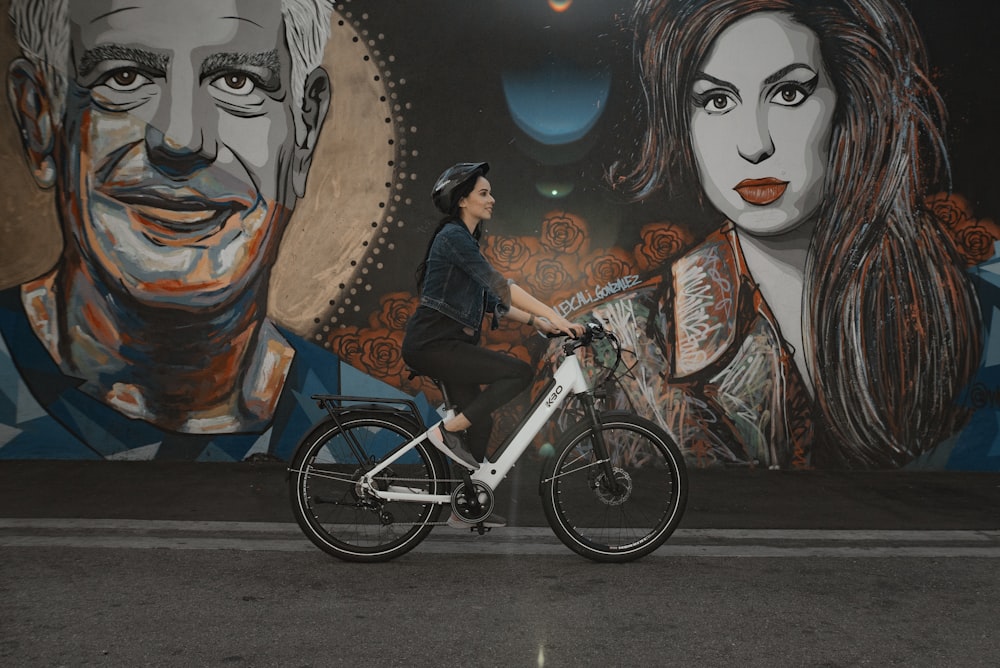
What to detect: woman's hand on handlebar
<box><xmin>535</xmin><ymin>313</ymin><xmax>586</xmax><ymax>338</ymax></box>
<box><xmin>509</xmin><ymin>283</ymin><xmax>586</xmax><ymax>338</ymax></box>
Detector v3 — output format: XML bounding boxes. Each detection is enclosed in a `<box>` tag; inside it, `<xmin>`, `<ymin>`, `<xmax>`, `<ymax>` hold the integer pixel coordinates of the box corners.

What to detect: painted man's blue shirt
<box><xmin>0</xmin><ymin>286</ymin><xmax>341</xmax><ymax>461</ymax></box>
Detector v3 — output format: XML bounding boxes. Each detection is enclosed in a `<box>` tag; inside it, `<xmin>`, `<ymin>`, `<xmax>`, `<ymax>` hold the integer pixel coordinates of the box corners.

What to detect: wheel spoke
<box><xmin>289</xmin><ymin>414</ymin><xmax>446</xmax><ymax>562</ymax></box>
<box><xmin>541</xmin><ymin>415</ymin><xmax>688</xmax><ymax>562</ymax></box>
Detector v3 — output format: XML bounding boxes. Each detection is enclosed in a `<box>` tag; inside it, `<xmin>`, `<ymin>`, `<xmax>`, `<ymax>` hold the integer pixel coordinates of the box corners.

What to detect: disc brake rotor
<box><xmin>594</xmin><ymin>468</ymin><xmax>632</xmax><ymax>506</ymax></box>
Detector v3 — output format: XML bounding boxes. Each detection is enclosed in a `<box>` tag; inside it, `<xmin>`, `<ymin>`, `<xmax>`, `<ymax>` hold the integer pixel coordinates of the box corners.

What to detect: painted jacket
<box><xmin>577</xmin><ymin>224</ymin><xmax>816</xmax><ymax>469</ymax></box>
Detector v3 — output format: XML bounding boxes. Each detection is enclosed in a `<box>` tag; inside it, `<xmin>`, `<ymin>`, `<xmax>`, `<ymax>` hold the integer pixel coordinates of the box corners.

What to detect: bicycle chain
<box><xmin>292</xmin><ymin>468</ymin><xmax>467</xmax><ymax>486</ymax></box>
<box><xmin>297</xmin><ymin>470</ymin><xmax>493</xmax><ymax>529</ymax></box>
<box><xmin>382</xmin><ymin>476</ymin><xmax>468</xmax><ymax>485</ymax></box>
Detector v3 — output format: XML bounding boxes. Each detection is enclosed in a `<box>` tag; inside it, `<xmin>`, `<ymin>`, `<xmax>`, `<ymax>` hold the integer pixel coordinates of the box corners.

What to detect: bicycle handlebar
<box><xmin>559</xmin><ymin>320</ymin><xmax>607</xmax><ymax>346</ymax></box>
<box><xmin>551</xmin><ymin>321</ymin><xmax>623</xmax><ymax>390</ymax></box>
<box><xmin>543</xmin><ymin>320</ymin><xmax>606</xmax><ymax>342</ymax></box>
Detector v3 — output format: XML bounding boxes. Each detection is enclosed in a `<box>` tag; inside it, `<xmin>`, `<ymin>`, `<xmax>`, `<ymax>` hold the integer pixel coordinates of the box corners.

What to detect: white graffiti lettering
<box><xmin>555</xmin><ymin>275</ymin><xmax>641</xmax><ymax>317</ymax></box>
<box><xmin>675</xmin><ymin>253</ymin><xmax>726</xmax><ymax>372</ymax></box>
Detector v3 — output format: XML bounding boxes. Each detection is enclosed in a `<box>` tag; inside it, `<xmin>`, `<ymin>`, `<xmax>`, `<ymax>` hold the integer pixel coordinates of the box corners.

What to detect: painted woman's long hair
<box><xmin>617</xmin><ymin>0</ymin><xmax>982</xmax><ymax>467</ymax></box>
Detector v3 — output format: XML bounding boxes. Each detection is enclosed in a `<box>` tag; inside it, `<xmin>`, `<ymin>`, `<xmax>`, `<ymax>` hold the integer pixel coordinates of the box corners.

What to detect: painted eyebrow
<box><xmin>692</xmin><ymin>72</ymin><xmax>732</xmax><ymax>88</ymax></box>
<box><xmin>694</xmin><ymin>63</ymin><xmax>817</xmax><ymax>89</ymax></box>
<box><xmin>201</xmin><ymin>50</ymin><xmax>282</xmax><ymax>90</ymax></box>
<box><xmin>764</xmin><ymin>63</ymin><xmax>817</xmax><ymax>85</ymax></box>
<box><xmin>78</xmin><ymin>44</ymin><xmax>168</xmax><ymax>78</ymax></box>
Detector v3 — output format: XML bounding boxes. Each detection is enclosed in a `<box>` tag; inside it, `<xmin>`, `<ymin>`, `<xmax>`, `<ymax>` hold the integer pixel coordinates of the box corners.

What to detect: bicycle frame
<box><xmin>352</xmin><ymin>345</ymin><xmax>596</xmax><ymax>505</ymax></box>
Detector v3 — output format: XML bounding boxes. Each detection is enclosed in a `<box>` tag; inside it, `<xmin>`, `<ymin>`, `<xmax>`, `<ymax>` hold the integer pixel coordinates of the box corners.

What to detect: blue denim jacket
<box><xmin>420</xmin><ymin>221</ymin><xmax>511</xmax><ymax>331</ymax></box>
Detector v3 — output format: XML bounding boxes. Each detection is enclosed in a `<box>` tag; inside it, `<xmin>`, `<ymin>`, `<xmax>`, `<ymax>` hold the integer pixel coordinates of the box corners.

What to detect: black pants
<box><xmin>403</xmin><ymin>340</ymin><xmax>533</xmax><ymax>460</ymax></box>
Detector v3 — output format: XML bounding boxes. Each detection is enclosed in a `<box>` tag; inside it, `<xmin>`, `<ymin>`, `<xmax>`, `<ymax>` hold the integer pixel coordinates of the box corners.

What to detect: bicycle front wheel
<box><xmin>541</xmin><ymin>412</ymin><xmax>688</xmax><ymax>562</ymax></box>
<box><xmin>288</xmin><ymin>412</ymin><xmax>447</xmax><ymax>563</ymax></box>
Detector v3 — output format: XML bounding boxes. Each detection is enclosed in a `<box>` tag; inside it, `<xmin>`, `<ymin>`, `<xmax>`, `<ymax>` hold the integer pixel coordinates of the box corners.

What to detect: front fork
<box><xmin>578</xmin><ymin>394</ymin><xmax>623</xmax><ymax>495</ymax></box>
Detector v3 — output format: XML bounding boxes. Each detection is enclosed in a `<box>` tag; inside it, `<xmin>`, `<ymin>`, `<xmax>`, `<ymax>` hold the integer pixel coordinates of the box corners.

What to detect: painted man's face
<box><xmin>61</xmin><ymin>0</ymin><xmax>315</xmax><ymax>308</ymax></box>
<box><xmin>689</xmin><ymin>12</ymin><xmax>837</xmax><ymax>237</ymax></box>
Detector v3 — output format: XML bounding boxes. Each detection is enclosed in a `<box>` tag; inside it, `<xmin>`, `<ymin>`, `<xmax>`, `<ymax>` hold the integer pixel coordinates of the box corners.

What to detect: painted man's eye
<box><xmin>102</xmin><ymin>69</ymin><xmax>152</xmax><ymax>92</ymax></box>
<box><xmin>211</xmin><ymin>73</ymin><xmax>256</xmax><ymax>96</ymax></box>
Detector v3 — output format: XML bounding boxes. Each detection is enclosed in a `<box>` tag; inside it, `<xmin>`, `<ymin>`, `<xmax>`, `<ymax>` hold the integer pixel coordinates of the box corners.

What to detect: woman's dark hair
<box><xmin>414</xmin><ymin>168</ymin><xmax>486</xmax><ymax>291</ymax></box>
<box><xmin>617</xmin><ymin>0</ymin><xmax>982</xmax><ymax>467</ymax></box>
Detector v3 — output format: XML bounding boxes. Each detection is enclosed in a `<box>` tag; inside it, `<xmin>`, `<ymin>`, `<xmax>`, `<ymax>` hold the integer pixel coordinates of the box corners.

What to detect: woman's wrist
<box><xmin>527</xmin><ymin>314</ymin><xmax>535</xmax><ymax>326</ymax></box>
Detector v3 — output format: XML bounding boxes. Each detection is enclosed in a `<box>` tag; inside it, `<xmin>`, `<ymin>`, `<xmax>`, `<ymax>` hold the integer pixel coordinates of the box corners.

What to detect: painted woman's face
<box><xmin>689</xmin><ymin>12</ymin><xmax>837</xmax><ymax>236</ymax></box>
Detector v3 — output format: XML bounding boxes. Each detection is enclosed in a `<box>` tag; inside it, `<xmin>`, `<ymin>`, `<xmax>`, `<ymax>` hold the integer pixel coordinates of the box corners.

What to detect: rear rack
<box><xmin>312</xmin><ymin>394</ymin><xmax>427</xmax><ymax>429</ymax></box>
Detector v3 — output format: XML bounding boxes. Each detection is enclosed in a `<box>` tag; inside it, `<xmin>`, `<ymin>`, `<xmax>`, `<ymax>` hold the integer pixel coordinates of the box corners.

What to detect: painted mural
<box><xmin>1</xmin><ymin>0</ymin><xmax>998</xmax><ymax>471</ymax></box>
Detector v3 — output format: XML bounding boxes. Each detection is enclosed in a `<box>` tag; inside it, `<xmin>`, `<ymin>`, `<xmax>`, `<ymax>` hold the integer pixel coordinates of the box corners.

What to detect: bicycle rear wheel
<box><xmin>288</xmin><ymin>411</ymin><xmax>447</xmax><ymax>562</ymax></box>
<box><xmin>541</xmin><ymin>411</ymin><xmax>688</xmax><ymax>562</ymax></box>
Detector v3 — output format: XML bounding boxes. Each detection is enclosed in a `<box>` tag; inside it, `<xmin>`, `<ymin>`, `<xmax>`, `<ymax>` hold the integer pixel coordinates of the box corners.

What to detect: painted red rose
<box><xmin>484</xmin><ymin>234</ymin><xmax>538</xmax><ymax>273</ymax></box>
<box><xmin>371</xmin><ymin>292</ymin><xmax>418</xmax><ymax>331</ymax></box>
<box><xmin>925</xmin><ymin>193</ymin><xmax>1000</xmax><ymax>266</ymax></box>
<box><xmin>954</xmin><ymin>222</ymin><xmax>999</xmax><ymax>266</ymax></box>
<box><xmin>357</xmin><ymin>328</ymin><xmax>407</xmax><ymax>383</ymax></box>
<box><xmin>634</xmin><ymin>222</ymin><xmax>690</xmax><ymax>271</ymax></box>
<box><xmin>583</xmin><ymin>247</ymin><xmax>636</xmax><ymax>285</ymax></box>
<box><xmin>540</xmin><ymin>211</ymin><xmax>589</xmax><ymax>255</ymax></box>
<box><xmin>329</xmin><ymin>326</ymin><xmax>363</xmax><ymax>364</ymax></box>
<box><xmin>523</xmin><ymin>254</ymin><xmax>577</xmax><ymax>301</ymax></box>
<box><xmin>926</xmin><ymin>192</ymin><xmax>973</xmax><ymax>229</ymax></box>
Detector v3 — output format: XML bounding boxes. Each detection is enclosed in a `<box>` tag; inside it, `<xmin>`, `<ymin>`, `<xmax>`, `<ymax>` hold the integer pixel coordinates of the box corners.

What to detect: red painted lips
<box><xmin>734</xmin><ymin>178</ymin><xmax>788</xmax><ymax>206</ymax></box>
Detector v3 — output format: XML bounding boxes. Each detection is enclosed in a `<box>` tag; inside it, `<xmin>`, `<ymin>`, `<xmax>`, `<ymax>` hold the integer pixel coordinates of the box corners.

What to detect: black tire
<box><xmin>540</xmin><ymin>411</ymin><xmax>688</xmax><ymax>563</ymax></box>
<box><xmin>288</xmin><ymin>412</ymin><xmax>447</xmax><ymax>562</ymax></box>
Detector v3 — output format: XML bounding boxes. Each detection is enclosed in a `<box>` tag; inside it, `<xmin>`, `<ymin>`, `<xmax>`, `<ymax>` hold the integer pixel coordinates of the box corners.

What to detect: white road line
<box><xmin>2</xmin><ymin>534</ymin><xmax>1000</xmax><ymax>558</ymax></box>
<box><xmin>1</xmin><ymin>519</ymin><xmax>996</xmax><ymax>541</ymax></box>
<box><xmin>0</xmin><ymin>519</ymin><xmax>998</xmax><ymax>557</ymax></box>
<box><xmin>0</xmin><ymin>518</ymin><xmax>301</xmax><ymax>533</ymax></box>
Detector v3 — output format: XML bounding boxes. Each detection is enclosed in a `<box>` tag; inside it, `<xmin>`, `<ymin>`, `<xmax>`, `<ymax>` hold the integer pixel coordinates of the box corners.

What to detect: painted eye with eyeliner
<box><xmin>771</xmin><ymin>83</ymin><xmax>808</xmax><ymax>107</ymax></box>
<box><xmin>770</xmin><ymin>75</ymin><xmax>819</xmax><ymax>108</ymax></box>
<box><xmin>693</xmin><ymin>90</ymin><xmax>737</xmax><ymax>114</ymax></box>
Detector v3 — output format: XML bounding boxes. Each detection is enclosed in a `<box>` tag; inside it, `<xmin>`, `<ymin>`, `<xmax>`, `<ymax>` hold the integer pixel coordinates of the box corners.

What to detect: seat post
<box><xmin>406</xmin><ymin>367</ymin><xmax>457</xmax><ymax>420</ymax></box>
<box><xmin>432</xmin><ymin>379</ymin><xmax>459</xmax><ymax>422</ymax></box>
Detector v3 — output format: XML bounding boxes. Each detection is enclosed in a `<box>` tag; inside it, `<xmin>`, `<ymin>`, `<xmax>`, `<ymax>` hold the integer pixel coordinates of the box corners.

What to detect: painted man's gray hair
<box><xmin>8</xmin><ymin>0</ymin><xmax>334</xmax><ymax>121</ymax></box>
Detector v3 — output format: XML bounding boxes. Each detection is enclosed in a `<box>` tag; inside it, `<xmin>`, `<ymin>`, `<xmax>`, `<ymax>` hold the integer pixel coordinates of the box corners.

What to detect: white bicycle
<box><xmin>287</xmin><ymin>321</ymin><xmax>688</xmax><ymax>563</ymax></box>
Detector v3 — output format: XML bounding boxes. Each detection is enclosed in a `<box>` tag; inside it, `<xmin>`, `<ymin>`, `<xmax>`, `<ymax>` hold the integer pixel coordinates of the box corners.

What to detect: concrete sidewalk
<box><xmin>0</xmin><ymin>459</ymin><xmax>997</xmax><ymax>530</ymax></box>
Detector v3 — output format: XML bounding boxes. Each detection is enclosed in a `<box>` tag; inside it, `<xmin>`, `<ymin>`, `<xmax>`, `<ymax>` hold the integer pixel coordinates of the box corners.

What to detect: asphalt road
<box><xmin>2</xmin><ymin>460</ymin><xmax>998</xmax><ymax>666</ymax></box>
<box><xmin>3</xmin><ymin>534</ymin><xmax>998</xmax><ymax>667</ymax></box>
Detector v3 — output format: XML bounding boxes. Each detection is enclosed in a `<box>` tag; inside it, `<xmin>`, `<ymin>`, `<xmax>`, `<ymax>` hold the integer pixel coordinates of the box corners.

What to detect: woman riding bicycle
<box><xmin>402</xmin><ymin>162</ymin><xmax>584</xmax><ymax>527</ymax></box>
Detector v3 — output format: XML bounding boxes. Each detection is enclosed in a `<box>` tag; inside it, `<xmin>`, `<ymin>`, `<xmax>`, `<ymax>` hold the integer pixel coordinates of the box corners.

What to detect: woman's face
<box><xmin>458</xmin><ymin>176</ymin><xmax>495</xmax><ymax>224</ymax></box>
<box><xmin>689</xmin><ymin>12</ymin><xmax>837</xmax><ymax>237</ymax></box>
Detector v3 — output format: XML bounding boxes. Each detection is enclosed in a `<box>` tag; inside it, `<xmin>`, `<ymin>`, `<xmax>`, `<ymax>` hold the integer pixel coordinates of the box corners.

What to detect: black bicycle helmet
<box><xmin>431</xmin><ymin>161</ymin><xmax>489</xmax><ymax>214</ymax></box>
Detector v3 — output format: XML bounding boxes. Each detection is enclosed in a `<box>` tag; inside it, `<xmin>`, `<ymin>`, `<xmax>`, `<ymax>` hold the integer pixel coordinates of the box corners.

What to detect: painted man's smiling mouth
<box><xmin>103</xmin><ymin>187</ymin><xmax>247</xmax><ymax>239</ymax></box>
